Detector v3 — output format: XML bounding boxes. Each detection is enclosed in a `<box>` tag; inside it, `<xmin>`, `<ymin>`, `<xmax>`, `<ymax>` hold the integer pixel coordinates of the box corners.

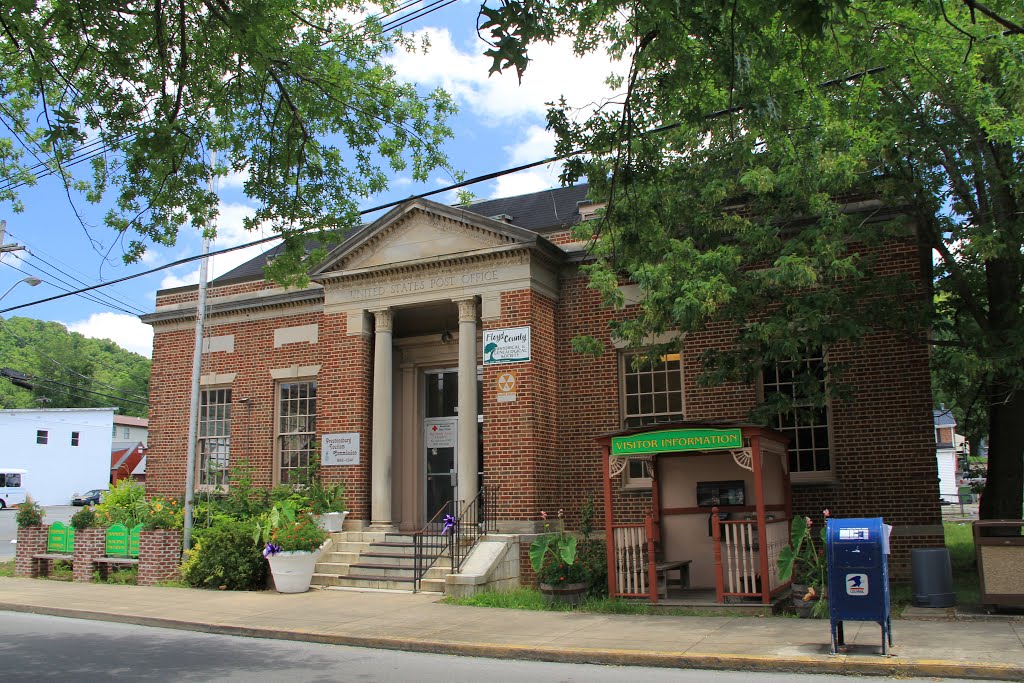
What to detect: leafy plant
<box><xmin>778</xmin><ymin>512</ymin><xmax>829</xmax><ymax>617</ymax></box>
<box><xmin>94</xmin><ymin>479</ymin><xmax>148</xmax><ymax>528</ymax></box>
<box><xmin>70</xmin><ymin>506</ymin><xmax>101</xmax><ymax>531</ymax></box>
<box><xmin>15</xmin><ymin>496</ymin><xmax>44</xmax><ymax>528</ymax></box>
<box><xmin>530</xmin><ymin>509</ymin><xmax>582</xmax><ymax>586</ymax></box>
<box><xmin>265</xmin><ymin>514</ymin><xmax>329</xmax><ymax>555</ymax></box>
<box><xmin>181</xmin><ymin>518</ymin><xmax>267</xmax><ymax>591</ymax></box>
<box><xmin>145</xmin><ymin>497</ymin><xmax>183</xmax><ymax>531</ymax></box>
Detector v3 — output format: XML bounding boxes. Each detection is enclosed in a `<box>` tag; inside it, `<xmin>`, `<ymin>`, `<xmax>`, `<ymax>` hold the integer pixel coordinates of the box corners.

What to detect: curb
<box><xmin>3</xmin><ymin>602</ymin><xmax>1023</xmax><ymax>681</ymax></box>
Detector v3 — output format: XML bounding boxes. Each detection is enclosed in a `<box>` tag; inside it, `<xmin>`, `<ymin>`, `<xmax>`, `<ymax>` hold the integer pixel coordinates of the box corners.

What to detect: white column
<box><xmin>370</xmin><ymin>308</ymin><xmax>394</xmax><ymax>529</ymax></box>
<box><xmin>455</xmin><ymin>297</ymin><xmax>479</xmax><ymax>513</ymax></box>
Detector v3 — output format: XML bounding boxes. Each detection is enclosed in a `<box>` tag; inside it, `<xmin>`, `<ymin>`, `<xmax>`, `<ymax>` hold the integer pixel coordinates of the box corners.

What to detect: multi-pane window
<box><xmin>277</xmin><ymin>381</ymin><xmax>317</xmax><ymax>484</ymax></box>
<box><xmin>198</xmin><ymin>388</ymin><xmax>231</xmax><ymax>488</ymax></box>
<box><xmin>762</xmin><ymin>350</ymin><xmax>831</xmax><ymax>477</ymax></box>
<box><xmin>36</xmin><ymin>430</ymin><xmax>48</xmax><ymax>445</ymax></box>
<box><xmin>622</xmin><ymin>351</ymin><xmax>684</xmax><ymax>428</ymax></box>
<box><xmin>124</xmin><ymin>427</ymin><xmax>130</xmax><ymax>439</ymax></box>
<box><xmin>71</xmin><ymin>431</ymin><xmax>80</xmax><ymax>447</ymax></box>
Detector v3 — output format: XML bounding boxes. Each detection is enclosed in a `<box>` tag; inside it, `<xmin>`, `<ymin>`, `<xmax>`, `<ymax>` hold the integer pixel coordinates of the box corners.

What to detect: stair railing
<box><xmin>412</xmin><ymin>501</ymin><xmax>452</xmax><ymax>592</ymax></box>
<box><xmin>450</xmin><ymin>484</ymin><xmax>500</xmax><ymax>573</ymax></box>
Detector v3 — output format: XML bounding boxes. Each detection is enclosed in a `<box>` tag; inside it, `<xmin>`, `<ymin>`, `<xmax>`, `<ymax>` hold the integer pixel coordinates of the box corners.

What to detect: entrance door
<box><xmin>424</xmin><ymin>369</ymin><xmax>459</xmax><ymax>520</ymax></box>
<box><xmin>424</xmin><ymin>416</ymin><xmax>458</xmax><ymax>519</ymax></box>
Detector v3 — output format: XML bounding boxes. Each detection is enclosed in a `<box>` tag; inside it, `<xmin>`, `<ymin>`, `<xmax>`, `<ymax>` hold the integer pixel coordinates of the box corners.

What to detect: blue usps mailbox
<box><xmin>826</xmin><ymin>517</ymin><xmax>892</xmax><ymax>655</ymax></box>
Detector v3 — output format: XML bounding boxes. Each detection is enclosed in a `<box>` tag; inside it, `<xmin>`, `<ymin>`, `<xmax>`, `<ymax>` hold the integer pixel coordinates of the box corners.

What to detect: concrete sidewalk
<box><xmin>1</xmin><ymin>578</ymin><xmax>1022</xmax><ymax>680</ymax></box>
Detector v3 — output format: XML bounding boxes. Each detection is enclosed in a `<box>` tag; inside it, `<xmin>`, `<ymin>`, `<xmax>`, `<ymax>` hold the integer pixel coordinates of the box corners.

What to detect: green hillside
<box><xmin>0</xmin><ymin>316</ymin><xmax>149</xmax><ymax>418</ymax></box>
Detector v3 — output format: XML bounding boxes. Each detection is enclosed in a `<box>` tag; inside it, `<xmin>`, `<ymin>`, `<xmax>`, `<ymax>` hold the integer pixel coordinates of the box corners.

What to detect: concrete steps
<box><xmin>311</xmin><ymin>530</ymin><xmax>453</xmax><ymax>594</ymax></box>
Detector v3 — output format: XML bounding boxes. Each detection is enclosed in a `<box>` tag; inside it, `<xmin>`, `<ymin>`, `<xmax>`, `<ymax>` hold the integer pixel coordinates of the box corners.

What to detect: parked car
<box><xmin>71</xmin><ymin>489</ymin><xmax>106</xmax><ymax>506</ymax></box>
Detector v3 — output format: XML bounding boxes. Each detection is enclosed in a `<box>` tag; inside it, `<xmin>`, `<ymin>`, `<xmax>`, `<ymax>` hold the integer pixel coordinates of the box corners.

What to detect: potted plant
<box><xmin>530</xmin><ymin>509</ymin><xmax>588</xmax><ymax>605</ymax></box>
<box><xmin>309</xmin><ymin>481</ymin><xmax>348</xmax><ymax>533</ymax></box>
<box><xmin>257</xmin><ymin>502</ymin><xmax>329</xmax><ymax>593</ymax></box>
<box><xmin>778</xmin><ymin>510</ymin><xmax>830</xmax><ymax>618</ymax></box>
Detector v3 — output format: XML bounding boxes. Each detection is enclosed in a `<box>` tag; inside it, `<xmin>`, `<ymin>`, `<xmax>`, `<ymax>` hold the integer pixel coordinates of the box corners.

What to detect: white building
<box><xmin>113</xmin><ymin>415</ymin><xmax>148</xmax><ymax>445</ymax></box>
<box><xmin>0</xmin><ymin>407</ymin><xmax>114</xmax><ymax>505</ymax></box>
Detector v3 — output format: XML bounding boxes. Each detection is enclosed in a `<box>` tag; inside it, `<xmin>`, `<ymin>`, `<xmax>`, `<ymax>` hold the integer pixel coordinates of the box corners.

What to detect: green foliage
<box><xmin>530</xmin><ymin>509</ymin><xmax>580</xmax><ymax>586</ymax></box>
<box><xmin>15</xmin><ymin>496</ymin><xmax>43</xmax><ymax>527</ymax></box>
<box><xmin>778</xmin><ymin>514</ymin><xmax>829</xmax><ymax>617</ymax></box>
<box><xmin>443</xmin><ymin>589</ymin><xmax>743</xmax><ymax>616</ymax></box>
<box><xmin>145</xmin><ymin>497</ymin><xmax>183</xmax><ymax>531</ymax></box>
<box><xmin>70</xmin><ymin>505</ymin><xmax>100</xmax><ymax>531</ymax></box>
<box><xmin>93</xmin><ymin>566</ymin><xmax>138</xmax><ymax>585</ymax></box>
<box><xmin>95</xmin><ymin>479</ymin><xmax>148</xmax><ymax>528</ymax></box>
<box><xmin>0</xmin><ymin>560</ymin><xmax>14</xmax><ymax>577</ymax></box>
<box><xmin>0</xmin><ymin>317</ymin><xmax>149</xmax><ymax>416</ymax></box>
<box><xmin>268</xmin><ymin>514</ymin><xmax>329</xmax><ymax>553</ymax></box>
<box><xmin>480</xmin><ymin>0</ymin><xmax>1024</xmax><ymax>521</ymax></box>
<box><xmin>0</xmin><ymin>0</ymin><xmax>456</xmax><ymax>282</ymax></box>
<box><xmin>181</xmin><ymin>518</ymin><xmax>268</xmax><ymax>591</ymax></box>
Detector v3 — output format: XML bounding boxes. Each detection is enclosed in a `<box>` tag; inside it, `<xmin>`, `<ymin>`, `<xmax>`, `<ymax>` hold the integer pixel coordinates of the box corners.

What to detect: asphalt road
<box><xmin>0</xmin><ymin>505</ymin><xmax>75</xmax><ymax>561</ymax></box>
<box><xmin>0</xmin><ymin>612</ymin><xmax>978</xmax><ymax>683</ymax></box>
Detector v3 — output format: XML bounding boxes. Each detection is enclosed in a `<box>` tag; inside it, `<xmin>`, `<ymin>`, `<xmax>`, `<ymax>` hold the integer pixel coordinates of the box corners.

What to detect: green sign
<box><xmin>47</xmin><ymin>522</ymin><xmax>72</xmax><ymax>553</ymax></box>
<box><xmin>611</xmin><ymin>428</ymin><xmax>743</xmax><ymax>456</ymax></box>
<box><xmin>129</xmin><ymin>524</ymin><xmax>142</xmax><ymax>558</ymax></box>
<box><xmin>106</xmin><ymin>523</ymin><xmax>128</xmax><ymax>558</ymax></box>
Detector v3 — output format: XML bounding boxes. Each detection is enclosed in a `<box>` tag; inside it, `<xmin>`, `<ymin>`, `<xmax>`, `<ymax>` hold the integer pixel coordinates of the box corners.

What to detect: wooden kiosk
<box><xmin>597</xmin><ymin>422</ymin><xmax>793</xmax><ymax>604</ymax></box>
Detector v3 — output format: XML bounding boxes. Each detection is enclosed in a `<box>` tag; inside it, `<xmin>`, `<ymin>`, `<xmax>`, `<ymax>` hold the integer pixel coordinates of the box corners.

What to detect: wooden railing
<box><xmin>611</xmin><ymin>517</ymin><xmax>656</xmax><ymax>600</ymax></box>
<box><xmin>713</xmin><ymin>514</ymin><xmax>792</xmax><ymax>602</ymax></box>
<box><xmin>764</xmin><ymin>518</ymin><xmax>791</xmax><ymax>593</ymax></box>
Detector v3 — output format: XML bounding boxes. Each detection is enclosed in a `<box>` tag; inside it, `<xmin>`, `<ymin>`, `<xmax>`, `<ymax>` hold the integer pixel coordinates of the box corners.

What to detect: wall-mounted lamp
<box><xmin>440</xmin><ymin>328</ymin><xmax>453</xmax><ymax>344</ymax></box>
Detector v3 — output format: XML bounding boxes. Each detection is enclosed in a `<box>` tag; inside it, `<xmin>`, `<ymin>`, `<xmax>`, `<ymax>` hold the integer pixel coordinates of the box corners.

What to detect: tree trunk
<box><xmin>979</xmin><ymin>382</ymin><xmax>1024</xmax><ymax>523</ymax></box>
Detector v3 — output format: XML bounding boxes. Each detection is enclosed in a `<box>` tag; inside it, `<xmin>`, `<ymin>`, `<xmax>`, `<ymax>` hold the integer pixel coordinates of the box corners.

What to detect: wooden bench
<box><xmin>656</xmin><ymin>560</ymin><xmax>692</xmax><ymax>599</ymax></box>
<box><xmin>31</xmin><ymin>553</ymin><xmax>74</xmax><ymax>578</ymax></box>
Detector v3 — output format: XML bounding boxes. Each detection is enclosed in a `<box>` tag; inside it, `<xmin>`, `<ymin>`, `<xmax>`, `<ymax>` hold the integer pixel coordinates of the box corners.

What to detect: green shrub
<box><xmin>70</xmin><ymin>506</ymin><xmax>100</xmax><ymax>530</ymax></box>
<box><xmin>15</xmin><ymin>496</ymin><xmax>44</xmax><ymax>527</ymax></box>
<box><xmin>181</xmin><ymin>518</ymin><xmax>267</xmax><ymax>590</ymax></box>
<box><xmin>95</xmin><ymin>479</ymin><xmax>148</xmax><ymax>528</ymax></box>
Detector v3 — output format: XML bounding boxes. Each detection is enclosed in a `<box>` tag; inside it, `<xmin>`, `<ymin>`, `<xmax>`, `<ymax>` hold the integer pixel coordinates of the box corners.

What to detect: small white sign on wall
<box><xmin>322</xmin><ymin>433</ymin><xmax>360</xmax><ymax>465</ymax></box>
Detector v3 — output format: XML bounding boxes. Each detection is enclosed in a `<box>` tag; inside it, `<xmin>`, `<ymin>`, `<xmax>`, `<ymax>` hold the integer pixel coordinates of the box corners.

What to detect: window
<box><xmin>112</xmin><ymin>425</ymin><xmax>116</xmax><ymax>437</ymax></box>
<box><xmin>36</xmin><ymin>430</ymin><xmax>48</xmax><ymax>445</ymax></box>
<box><xmin>620</xmin><ymin>351</ymin><xmax>684</xmax><ymax>489</ymax></box>
<box><xmin>621</xmin><ymin>351</ymin><xmax>684</xmax><ymax>428</ymax></box>
<box><xmin>71</xmin><ymin>431</ymin><xmax>80</xmax><ymax>447</ymax></box>
<box><xmin>198</xmin><ymin>388</ymin><xmax>232</xmax><ymax>488</ymax></box>
<box><xmin>4</xmin><ymin>473</ymin><xmax>21</xmax><ymax>487</ymax></box>
<box><xmin>762</xmin><ymin>350</ymin><xmax>832</xmax><ymax>479</ymax></box>
<box><xmin>123</xmin><ymin>427</ymin><xmax>130</xmax><ymax>439</ymax></box>
<box><xmin>277</xmin><ymin>380</ymin><xmax>317</xmax><ymax>484</ymax></box>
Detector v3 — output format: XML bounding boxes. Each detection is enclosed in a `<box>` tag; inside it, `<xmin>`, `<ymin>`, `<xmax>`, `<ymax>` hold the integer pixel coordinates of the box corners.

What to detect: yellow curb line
<box><xmin>2</xmin><ymin>602</ymin><xmax>1023</xmax><ymax>681</ymax></box>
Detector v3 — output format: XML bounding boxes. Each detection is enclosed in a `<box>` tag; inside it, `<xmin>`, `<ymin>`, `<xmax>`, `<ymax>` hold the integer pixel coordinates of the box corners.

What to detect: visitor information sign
<box><xmin>483</xmin><ymin>327</ymin><xmax>531</xmax><ymax>365</ymax></box>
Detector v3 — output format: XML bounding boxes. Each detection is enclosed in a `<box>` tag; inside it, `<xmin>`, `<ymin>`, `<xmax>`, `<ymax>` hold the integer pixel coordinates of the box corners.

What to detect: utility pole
<box><xmin>0</xmin><ymin>220</ymin><xmax>27</xmax><ymax>255</ymax></box>
<box><xmin>182</xmin><ymin>152</ymin><xmax>216</xmax><ymax>553</ymax></box>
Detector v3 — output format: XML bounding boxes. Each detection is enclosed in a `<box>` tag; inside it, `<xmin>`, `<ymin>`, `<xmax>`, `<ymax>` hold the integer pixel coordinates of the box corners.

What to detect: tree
<box><xmin>0</xmin><ymin>0</ymin><xmax>456</xmax><ymax>281</ymax></box>
<box><xmin>480</xmin><ymin>1</ymin><xmax>1024</xmax><ymax>519</ymax></box>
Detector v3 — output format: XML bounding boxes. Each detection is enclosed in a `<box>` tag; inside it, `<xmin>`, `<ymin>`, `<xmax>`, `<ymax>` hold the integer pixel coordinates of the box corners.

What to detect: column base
<box><xmin>368</xmin><ymin>522</ymin><xmax>397</xmax><ymax>532</ymax></box>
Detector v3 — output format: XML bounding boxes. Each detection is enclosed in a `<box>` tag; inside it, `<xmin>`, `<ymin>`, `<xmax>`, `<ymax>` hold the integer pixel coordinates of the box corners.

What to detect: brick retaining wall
<box><xmin>138</xmin><ymin>530</ymin><xmax>182</xmax><ymax>585</ymax></box>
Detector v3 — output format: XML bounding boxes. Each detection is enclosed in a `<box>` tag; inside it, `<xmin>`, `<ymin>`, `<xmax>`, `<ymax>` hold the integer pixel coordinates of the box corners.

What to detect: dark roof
<box><xmin>933</xmin><ymin>408</ymin><xmax>956</xmax><ymax>428</ymax></box>
<box><xmin>207</xmin><ymin>184</ymin><xmax>591</xmax><ymax>287</ymax></box>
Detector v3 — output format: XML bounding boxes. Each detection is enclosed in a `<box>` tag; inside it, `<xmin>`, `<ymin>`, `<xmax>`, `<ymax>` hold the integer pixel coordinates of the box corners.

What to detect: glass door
<box><xmin>424</xmin><ymin>370</ymin><xmax>458</xmax><ymax>520</ymax></box>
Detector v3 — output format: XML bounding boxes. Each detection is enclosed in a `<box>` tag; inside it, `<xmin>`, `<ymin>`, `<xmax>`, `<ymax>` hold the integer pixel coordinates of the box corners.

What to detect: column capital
<box><xmin>454</xmin><ymin>297</ymin><xmax>478</xmax><ymax>323</ymax></box>
<box><xmin>371</xmin><ymin>307</ymin><xmax>394</xmax><ymax>333</ymax></box>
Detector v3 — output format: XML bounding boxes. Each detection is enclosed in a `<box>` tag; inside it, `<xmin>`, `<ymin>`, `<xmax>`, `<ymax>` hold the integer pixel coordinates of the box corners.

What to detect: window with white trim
<box><xmin>276</xmin><ymin>380</ymin><xmax>317</xmax><ymax>484</ymax></box>
<box><xmin>620</xmin><ymin>351</ymin><xmax>684</xmax><ymax>488</ymax></box>
<box><xmin>71</xmin><ymin>431</ymin><xmax>80</xmax><ymax>447</ymax></box>
<box><xmin>198</xmin><ymin>388</ymin><xmax>231</xmax><ymax>488</ymax></box>
<box><xmin>36</xmin><ymin>430</ymin><xmax>48</xmax><ymax>445</ymax></box>
<box><xmin>761</xmin><ymin>349</ymin><xmax>832</xmax><ymax>479</ymax></box>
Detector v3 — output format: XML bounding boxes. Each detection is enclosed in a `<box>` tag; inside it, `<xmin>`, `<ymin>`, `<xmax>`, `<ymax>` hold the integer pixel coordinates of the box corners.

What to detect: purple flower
<box><xmin>263</xmin><ymin>542</ymin><xmax>281</xmax><ymax>558</ymax></box>
<box><xmin>442</xmin><ymin>514</ymin><xmax>456</xmax><ymax>535</ymax></box>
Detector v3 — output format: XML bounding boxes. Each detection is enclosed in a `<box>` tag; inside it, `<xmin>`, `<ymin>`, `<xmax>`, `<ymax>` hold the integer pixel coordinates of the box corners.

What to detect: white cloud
<box><xmin>489</xmin><ymin>125</ymin><xmax>562</xmax><ymax>198</ymax></box>
<box><xmin>158</xmin><ymin>272</ymin><xmax>196</xmax><ymax>290</ymax></box>
<box><xmin>388</xmin><ymin>28</ymin><xmax>624</xmax><ymax>125</ymax></box>
<box><xmin>66</xmin><ymin>312</ymin><xmax>154</xmax><ymax>358</ymax></box>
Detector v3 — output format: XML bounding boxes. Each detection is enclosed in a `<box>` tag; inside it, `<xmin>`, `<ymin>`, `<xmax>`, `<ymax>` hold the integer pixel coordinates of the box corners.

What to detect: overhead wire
<box><xmin>0</xmin><ymin>256</ymin><xmax>145</xmax><ymax>316</ymax></box>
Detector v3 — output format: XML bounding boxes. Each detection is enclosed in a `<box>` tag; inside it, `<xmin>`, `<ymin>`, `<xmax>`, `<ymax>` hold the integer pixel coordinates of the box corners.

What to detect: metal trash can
<box><xmin>826</xmin><ymin>517</ymin><xmax>893</xmax><ymax>655</ymax></box>
<box><xmin>911</xmin><ymin>548</ymin><xmax>955</xmax><ymax>608</ymax></box>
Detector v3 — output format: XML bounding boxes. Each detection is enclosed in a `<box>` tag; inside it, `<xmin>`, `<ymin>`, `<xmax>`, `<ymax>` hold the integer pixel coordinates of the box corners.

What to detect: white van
<box><xmin>0</xmin><ymin>469</ymin><xmax>27</xmax><ymax>509</ymax></box>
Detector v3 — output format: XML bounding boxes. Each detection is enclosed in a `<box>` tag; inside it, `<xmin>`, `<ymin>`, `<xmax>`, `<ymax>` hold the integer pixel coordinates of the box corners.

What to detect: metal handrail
<box><xmin>451</xmin><ymin>484</ymin><xmax>500</xmax><ymax>573</ymax></box>
<box><xmin>412</xmin><ymin>501</ymin><xmax>452</xmax><ymax>592</ymax></box>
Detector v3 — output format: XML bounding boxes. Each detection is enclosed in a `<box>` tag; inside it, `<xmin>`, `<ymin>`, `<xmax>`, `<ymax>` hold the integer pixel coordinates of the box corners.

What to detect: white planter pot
<box><xmin>316</xmin><ymin>511</ymin><xmax>349</xmax><ymax>533</ymax></box>
<box><xmin>267</xmin><ymin>550</ymin><xmax>320</xmax><ymax>593</ymax></box>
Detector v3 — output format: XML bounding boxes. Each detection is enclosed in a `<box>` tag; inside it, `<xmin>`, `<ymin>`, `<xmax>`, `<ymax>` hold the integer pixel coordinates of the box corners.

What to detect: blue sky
<box><xmin>0</xmin><ymin>1</ymin><xmax>623</xmax><ymax>358</ymax></box>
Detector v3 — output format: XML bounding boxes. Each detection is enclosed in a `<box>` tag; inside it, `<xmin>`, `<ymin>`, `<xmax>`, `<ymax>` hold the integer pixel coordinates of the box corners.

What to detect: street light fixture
<box><xmin>0</xmin><ymin>276</ymin><xmax>42</xmax><ymax>302</ymax></box>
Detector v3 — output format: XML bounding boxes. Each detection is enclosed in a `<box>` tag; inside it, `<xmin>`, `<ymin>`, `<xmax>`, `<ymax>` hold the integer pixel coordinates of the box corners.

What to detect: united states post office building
<box><xmin>142</xmin><ymin>184</ymin><xmax>941</xmax><ymax>586</ymax></box>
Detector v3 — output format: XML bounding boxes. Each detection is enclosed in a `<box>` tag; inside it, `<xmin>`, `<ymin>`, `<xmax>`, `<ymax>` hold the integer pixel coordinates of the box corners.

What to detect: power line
<box><xmin>18</xmin><ymin>372</ymin><xmax>148</xmax><ymax>407</ymax></box>
<box><xmin>17</xmin><ymin>250</ymin><xmax>147</xmax><ymax>314</ymax></box>
<box><xmin>1</xmin><ymin>256</ymin><xmax>144</xmax><ymax>316</ymax></box>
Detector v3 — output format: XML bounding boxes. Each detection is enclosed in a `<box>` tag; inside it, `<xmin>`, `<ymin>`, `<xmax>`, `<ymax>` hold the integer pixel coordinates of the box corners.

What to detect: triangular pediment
<box><xmin>312</xmin><ymin>198</ymin><xmax>540</xmax><ymax>277</ymax></box>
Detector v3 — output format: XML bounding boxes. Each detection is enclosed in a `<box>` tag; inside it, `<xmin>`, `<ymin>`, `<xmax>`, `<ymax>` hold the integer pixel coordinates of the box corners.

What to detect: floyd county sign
<box><xmin>322</xmin><ymin>432</ymin><xmax>360</xmax><ymax>465</ymax></box>
<box><xmin>483</xmin><ymin>326</ymin><xmax>531</xmax><ymax>365</ymax></box>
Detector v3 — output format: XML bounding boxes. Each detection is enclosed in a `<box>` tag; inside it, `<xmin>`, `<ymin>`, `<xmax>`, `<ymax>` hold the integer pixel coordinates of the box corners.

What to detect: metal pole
<box><xmin>183</xmin><ymin>150</ymin><xmax>216</xmax><ymax>552</ymax></box>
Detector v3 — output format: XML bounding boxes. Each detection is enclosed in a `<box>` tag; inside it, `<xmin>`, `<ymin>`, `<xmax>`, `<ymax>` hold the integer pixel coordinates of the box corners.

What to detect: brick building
<box><xmin>142</xmin><ymin>184</ymin><xmax>940</xmax><ymax>594</ymax></box>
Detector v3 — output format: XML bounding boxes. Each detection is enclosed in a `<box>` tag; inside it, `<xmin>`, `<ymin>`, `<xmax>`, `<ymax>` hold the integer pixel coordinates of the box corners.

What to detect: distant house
<box><xmin>934</xmin><ymin>406</ymin><xmax>959</xmax><ymax>503</ymax></box>
<box><xmin>0</xmin><ymin>407</ymin><xmax>113</xmax><ymax>505</ymax></box>
<box><xmin>113</xmin><ymin>415</ymin><xmax>148</xmax><ymax>445</ymax></box>
<box><xmin>111</xmin><ymin>441</ymin><xmax>147</xmax><ymax>485</ymax></box>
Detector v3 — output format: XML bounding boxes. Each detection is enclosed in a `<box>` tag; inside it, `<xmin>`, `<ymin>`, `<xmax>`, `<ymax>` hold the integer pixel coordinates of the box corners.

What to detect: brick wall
<box><xmin>14</xmin><ymin>526</ymin><xmax>47</xmax><ymax>577</ymax></box>
<box><xmin>72</xmin><ymin>527</ymin><xmax>105</xmax><ymax>582</ymax></box>
<box><xmin>139</xmin><ymin>530</ymin><xmax>183</xmax><ymax>585</ymax></box>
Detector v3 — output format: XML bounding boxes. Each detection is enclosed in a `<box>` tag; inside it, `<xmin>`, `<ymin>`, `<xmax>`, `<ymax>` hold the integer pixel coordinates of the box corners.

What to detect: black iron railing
<box><xmin>411</xmin><ymin>485</ymin><xmax>500</xmax><ymax>592</ymax></box>
<box><xmin>451</xmin><ymin>484</ymin><xmax>500</xmax><ymax>573</ymax></box>
<box><xmin>412</xmin><ymin>501</ymin><xmax>452</xmax><ymax>592</ymax></box>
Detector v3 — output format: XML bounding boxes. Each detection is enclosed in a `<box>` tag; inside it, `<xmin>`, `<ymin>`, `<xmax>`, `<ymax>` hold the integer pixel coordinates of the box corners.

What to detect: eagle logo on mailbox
<box><xmin>846</xmin><ymin>573</ymin><xmax>869</xmax><ymax>596</ymax></box>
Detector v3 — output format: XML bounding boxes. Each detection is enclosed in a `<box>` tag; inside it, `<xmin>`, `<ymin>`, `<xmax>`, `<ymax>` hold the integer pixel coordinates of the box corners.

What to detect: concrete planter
<box><xmin>267</xmin><ymin>546</ymin><xmax>324</xmax><ymax>593</ymax></box>
<box><xmin>315</xmin><ymin>511</ymin><xmax>348</xmax><ymax>533</ymax></box>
